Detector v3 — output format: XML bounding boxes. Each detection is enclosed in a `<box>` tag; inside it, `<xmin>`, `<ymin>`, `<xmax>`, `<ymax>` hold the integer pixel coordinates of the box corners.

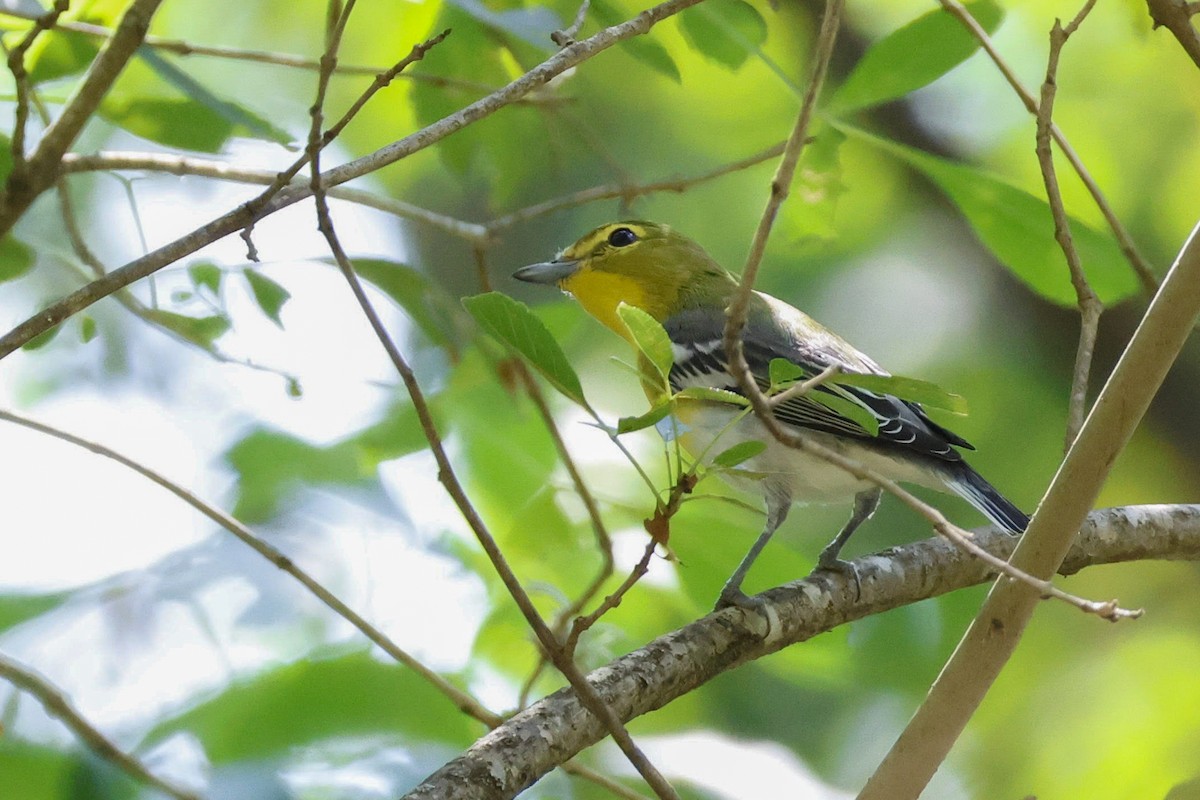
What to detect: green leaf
<box><xmin>592</xmin><ymin>0</ymin><xmax>681</xmax><ymax>82</ymax></box>
<box><xmin>678</xmin><ymin>0</ymin><xmax>768</xmax><ymax>70</ymax></box>
<box><xmin>79</xmin><ymin>316</ymin><xmax>97</xmax><ymax>343</ymax></box>
<box><xmin>676</xmin><ymin>386</ymin><xmax>751</xmax><ymax>406</ymax></box>
<box><xmin>0</xmin><ymin>236</ymin><xmax>34</xmax><ymax>282</ymax></box>
<box><xmin>0</xmin><ymin>590</ymin><xmax>70</xmax><ymax>635</ymax></box>
<box><xmin>243</xmin><ymin>268</ymin><xmax>290</xmax><ymax>328</ymax></box>
<box><xmin>617</xmin><ymin>302</ymin><xmax>674</xmax><ymax>389</ymax></box>
<box><xmin>143</xmin><ymin>309</ymin><xmax>231</xmax><ymax>346</ymax></box>
<box><xmin>26</xmin><ymin>29</ymin><xmax>100</xmax><ymax>84</ymax></box>
<box><xmin>188</xmin><ymin>261</ymin><xmax>222</xmax><ymax>295</ymax></box>
<box><xmin>841</xmin><ymin>124</ymin><xmax>1140</xmax><ymax>306</ymax></box>
<box><xmin>813</xmin><ymin>392</ymin><xmax>879</xmax><ymax>436</ymax></box>
<box><xmin>831</xmin><ymin>0</ymin><xmax>1004</xmax><ymax>112</ymax></box>
<box><xmin>616</xmin><ymin>400</ymin><xmax>674</xmax><ymax>434</ymax></box>
<box><xmin>768</xmin><ymin>357</ymin><xmax>806</xmax><ymax>388</ymax></box>
<box><xmin>136</xmin><ymin>47</ymin><xmax>293</xmax><ymax>146</ymax></box>
<box><xmin>349</xmin><ymin>258</ymin><xmax>461</xmax><ymax>352</ymax></box>
<box><xmin>99</xmin><ymin>96</ymin><xmax>235</xmax><ymax>153</ymax></box>
<box><xmin>835</xmin><ymin>373</ymin><xmax>968</xmax><ymax>415</ymax></box>
<box><xmin>144</xmin><ymin>650</ymin><xmax>477</xmax><ymax>762</ymax></box>
<box><xmin>21</xmin><ymin>323</ymin><xmax>60</xmax><ymax>351</ymax></box>
<box><xmin>712</xmin><ymin>439</ymin><xmax>767</xmax><ymax>468</ymax></box>
<box><xmin>462</xmin><ymin>292</ymin><xmax>587</xmax><ymax>408</ymax></box>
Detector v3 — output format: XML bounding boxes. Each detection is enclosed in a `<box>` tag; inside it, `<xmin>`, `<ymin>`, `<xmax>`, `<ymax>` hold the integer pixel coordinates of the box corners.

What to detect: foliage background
<box><xmin>0</xmin><ymin>0</ymin><xmax>1198</xmax><ymax>798</ymax></box>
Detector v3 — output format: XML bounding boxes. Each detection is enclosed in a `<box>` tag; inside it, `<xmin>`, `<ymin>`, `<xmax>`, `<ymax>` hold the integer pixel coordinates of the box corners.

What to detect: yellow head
<box><xmin>513</xmin><ymin>221</ymin><xmax>737</xmax><ymax>337</ymax></box>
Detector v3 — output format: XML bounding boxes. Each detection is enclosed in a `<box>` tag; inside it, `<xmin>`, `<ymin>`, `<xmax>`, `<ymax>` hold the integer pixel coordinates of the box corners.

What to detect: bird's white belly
<box><xmin>658</xmin><ymin>401</ymin><xmax>942</xmax><ymax>504</ymax></box>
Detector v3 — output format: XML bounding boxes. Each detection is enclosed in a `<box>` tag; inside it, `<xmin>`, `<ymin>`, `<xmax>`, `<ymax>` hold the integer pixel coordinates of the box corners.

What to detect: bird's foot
<box><xmin>813</xmin><ymin>552</ymin><xmax>863</xmax><ymax>602</ymax></box>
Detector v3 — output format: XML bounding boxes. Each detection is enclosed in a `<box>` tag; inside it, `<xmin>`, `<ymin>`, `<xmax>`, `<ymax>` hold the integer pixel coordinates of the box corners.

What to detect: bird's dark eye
<box><xmin>608</xmin><ymin>227</ymin><xmax>638</xmax><ymax>247</ymax></box>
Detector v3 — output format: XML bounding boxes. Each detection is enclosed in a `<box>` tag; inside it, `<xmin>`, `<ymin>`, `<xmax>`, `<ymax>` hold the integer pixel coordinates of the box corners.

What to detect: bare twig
<box><xmin>5</xmin><ymin>0</ymin><xmax>70</xmax><ymax>178</ymax></box>
<box><xmin>401</xmin><ymin>505</ymin><xmax>1200</xmax><ymax>800</ymax></box>
<box><xmin>1034</xmin><ymin>5</ymin><xmax>1103</xmax><ymax>450</ymax></box>
<box><xmin>0</xmin><ymin>0</ymin><xmax>708</xmax><ymax>360</ymax></box>
<box><xmin>768</xmin><ymin>362</ymin><xmax>840</xmax><ymax>409</ymax></box>
<box><xmin>487</xmin><ymin>142</ymin><xmax>786</xmax><ymax>232</ymax></box>
<box><xmin>553</xmin><ymin>0</ymin><xmax>592</xmax><ymax>46</ymax></box>
<box><xmin>860</xmin><ymin>218</ymin><xmax>1200</xmax><ymax>799</ymax></box>
<box><xmin>938</xmin><ymin>0</ymin><xmax>1158</xmax><ymax>296</ymax></box>
<box><xmin>0</xmin><ymin>653</ymin><xmax>200</xmax><ymax>800</ymax></box>
<box><xmin>1147</xmin><ymin>0</ymin><xmax>1200</xmax><ymax>69</ymax></box>
<box><xmin>0</xmin><ymin>0</ymin><xmax>166</xmax><ymax>235</ymax></box>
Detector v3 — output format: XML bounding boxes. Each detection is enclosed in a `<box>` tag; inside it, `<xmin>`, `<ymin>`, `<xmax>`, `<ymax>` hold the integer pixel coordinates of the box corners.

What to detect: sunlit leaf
<box><xmin>768</xmin><ymin>357</ymin><xmax>806</xmax><ymax>388</ymax></box>
<box><xmin>99</xmin><ymin>96</ymin><xmax>234</xmax><ymax>152</ymax></box>
<box><xmin>143</xmin><ymin>309</ymin><xmax>231</xmax><ymax>346</ymax></box>
<box><xmin>678</xmin><ymin>0</ymin><xmax>768</xmax><ymax>70</ymax></box>
<box><xmin>0</xmin><ymin>236</ymin><xmax>34</xmax><ymax>283</ymax></box>
<box><xmin>830</xmin><ymin>0</ymin><xmax>1004</xmax><ymax>112</ymax></box>
<box><xmin>617</xmin><ymin>302</ymin><xmax>674</xmax><ymax>389</ymax></box>
<box><xmin>842</xmin><ymin>124</ymin><xmax>1140</xmax><ymax>306</ymax></box>
<box><xmin>26</xmin><ymin>29</ymin><xmax>100</xmax><ymax>84</ymax></box>
<box><xmin>712</xmin><ymin>439</ymin><xmax>766</xmax><ymax>468</ymax></box>
<box><xmin>463</xmin><ymin>292</ymin><xmax>587</xmax><ymax>408</ymax></box>
<box><xmin>243</xmin><ymin>268</ymin><xmax>290</xmax><ymax>328</ymax></box>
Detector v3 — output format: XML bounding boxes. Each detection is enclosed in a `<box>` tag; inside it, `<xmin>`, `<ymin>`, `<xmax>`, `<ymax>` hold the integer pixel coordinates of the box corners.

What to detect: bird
<box><xmin>513</xmin><ymin>220</ymin><xmax>1028</xmax><ymax>610</ymax></box>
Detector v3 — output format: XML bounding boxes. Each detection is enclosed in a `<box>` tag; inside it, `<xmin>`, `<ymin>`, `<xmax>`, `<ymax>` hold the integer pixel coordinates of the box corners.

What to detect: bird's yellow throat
<box><xmin>560</xmin><ymin>268</ymin><xmax>655</xmax><ymax>340</ymax></box>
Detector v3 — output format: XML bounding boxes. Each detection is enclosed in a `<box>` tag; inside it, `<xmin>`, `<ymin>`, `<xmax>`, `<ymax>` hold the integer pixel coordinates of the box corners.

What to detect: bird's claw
<box><xmin>813</xmin><ymin>553</ymin><xmax>863</xmax><ymax>602</ymax></box>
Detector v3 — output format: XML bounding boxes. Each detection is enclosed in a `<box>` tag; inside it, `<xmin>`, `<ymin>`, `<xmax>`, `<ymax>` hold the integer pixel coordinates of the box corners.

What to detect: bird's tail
<box><xmin>947</xmin><ymin>464</ymin><xmax>1029</xmax><ymax>533</ymax></box>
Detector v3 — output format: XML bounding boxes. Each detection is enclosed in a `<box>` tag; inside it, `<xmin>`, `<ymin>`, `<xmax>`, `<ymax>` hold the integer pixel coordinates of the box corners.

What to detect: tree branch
<box><xmin>0</xmin><ymin>0</ymin><xmax>708</xmax><ymax>361</ymax></box>
<box><xmin>399</xmin><ymin>505</ymin><xmax>1200</xmax><ymax>800</ymax></box>
<box><xmin>860</xmin><ymin>217</ymin><xmax>1200</xmax><ymax>798</ymax></box>
<box><xmin>1147</xmin><ymin>0</ymin><xmax>1200</xmax><ymax>70</ymax></box>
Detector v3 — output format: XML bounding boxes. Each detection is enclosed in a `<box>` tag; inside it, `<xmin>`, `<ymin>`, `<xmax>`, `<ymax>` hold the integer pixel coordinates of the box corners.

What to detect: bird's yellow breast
<box><xmin>560</xmin><ymin>268</ymin><xmax>651</xmax><ymax>340</ymax></box>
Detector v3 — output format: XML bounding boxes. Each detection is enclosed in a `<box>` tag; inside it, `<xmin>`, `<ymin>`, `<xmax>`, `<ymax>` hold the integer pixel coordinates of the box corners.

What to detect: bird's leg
<box><xmin>813</xmin><ymin>487</ymin><xmax>882</xmax><ymax>599</ymax></box>
<box><xmin>715</xmin><ymin>496</ymin><xmax>790</xmax><ymax>612</ymax></box>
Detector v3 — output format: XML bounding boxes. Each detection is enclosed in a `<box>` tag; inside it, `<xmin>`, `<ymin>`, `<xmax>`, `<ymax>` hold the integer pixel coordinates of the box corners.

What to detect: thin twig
<box><xmin>0</xmin><ymin>651</ymin><xmax>201</xmax><ymax>800</ymax></box>
<box><xmin>487</xmin><ymin>142</ymin><xmax>786</xmax><ymax>232</ymax></box>
<box><xmin>553</xmin><ymin>0</ymin><xmax>592</xmax><ymax>46</ymax></box>
<box><xmin>307</xmin><ymin>7</ymin><xmax>677</xmax><ymax>797</ymax></box>
<box><xmin>937</xmin><ymin>0</ymin><xmax>1158</xmax><ymax>297</ymax></box>
<box><xmin>1034</xmin><ymin>3</ymin><xmax>1103</xmax><ymax>451</ymax></box>
<box><xmin>5</xmin><ymin>0</ymin><xmax>70</xmax><ymax>178</ymax></box>
<box><xmin>0</xmin><ymin>0</ymin><xmax>707</xmax><ymax>360</ymax></box>
<box><xmin>566</xmin><ymin>538</ymin><xmax>659</xmax><ymax>656</ymax></box>
<box><xmin>768</xmin><ymin>363</ymin><xmax>840</xmax><ymax>409</ymax></box>
<box><xmin>0</xmin><ymin>0</ymin><xmax>166</xmax><ymax>235</ymax></box>
<box><xmin>0</xmin><ymin>407</ymin><xmax>502</xmax><ymax>726</ymax></box>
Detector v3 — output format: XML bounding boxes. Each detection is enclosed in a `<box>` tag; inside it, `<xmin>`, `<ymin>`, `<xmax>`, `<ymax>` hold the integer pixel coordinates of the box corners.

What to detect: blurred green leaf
<box><xmin>0</xmin><ymin>742</ymin><xmax>74</xmax><ymax>800</ymax></box>
<box><xmin>225</xmin><ymin>401</ymin><xmax>426</xmax><ymax>522</ymax></box>
<box><xmin>843</xmin><ymin>124</ymin><xmax>1140</xmax><ymax>306</ymax></box>
<box><xmin>678</xmin><ymin>0</ymin><xmax>767</xmax><ymax>70</ymax></box>
<box><xmin>243</xmin><ymin>268</ymin><xmax>290</xmax><ymax>328</ymax></box>
<box><xmin>0</xmin><ymin>236</ymin><xmax>34</xmax><ymax>283</ymax></box>
<box><xmin>617</xmin><ymin>302</ymin><xmax>674</xmax><ymax>390</ymax></box>
<box><xmin>463</xmin><ymin>292</ymin><xmax>588</xmax><ymax>408</ymax></box>
<box><xmin>830</xmin><ymin>0</ymin><xmax>1004</xmax><ymax>113</ymax></box>
<box><xmin>676</xmin><ymin>386</ymin><xmax>750</xmax><ymax>406</ymax></box>
<box><xmin>0</xmin><ymin>590</ymin><xmax>70</xmax><ymax>635</ymax></box>
<box><xmin>21</xmin><ymin>322</ymin><xmax>60</xmax><ymax>351</ymax></box>
<box><xmin>768</xmin><ymin>357</ymin><xmax>806</xmax><ymax>388</ymax></box>
<box><xmin>444</xmin><ymin>0</ymin><xmax>560</xmax><ymax>49</ymax></box>
<box><xmin>26</xmin><ymin>29</ymin><xmax>100</xmax><ymax>84</ymax></box>
<box><xmin>188</xmin><ymin>262</ymin><xmax>223</xmax><ymax>295</ymax></box>
<box><xmin>144</xmin><ymin>649</ymin><xmax>477</xmax><ymax>763</ymax></box>
<box><xmin>592</xmin><ymin>0</ymin><xmax>681</xmax><ymax>82</ymax></box>
<box><xmin>136</xmin><ymin>47</ymin><xmax>293</xmax><ymax>146</ymax></box>
<box><xmin>78</xmin><ymin>316</ymin><xmax>97</xmax><ymax>343</ymax></box>
<box><xmin>99</xmin><ymin>96</ymin><xmax>234</xmax><ymax>152</ymax></box>
<box><xmin>712</xmin><ymin>439</ymin><xmax>766</xmax><ymax>468</ymax></box>
<box><xmin>349</xmin><ymin>258</ymin><xmax>462</xmax><ymax>353</ymax></box>
<box><xmin>143</xmin><ymin>309</ymin><xmax>231</xmax><ymax>346</ymax></box>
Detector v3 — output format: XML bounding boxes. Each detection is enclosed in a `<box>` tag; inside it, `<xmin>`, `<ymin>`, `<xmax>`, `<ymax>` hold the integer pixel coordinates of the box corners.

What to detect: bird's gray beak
<box><xmin>512</xmin><ymin>259</ymin><xmax>581</xmax><ymax>285</ymax></box>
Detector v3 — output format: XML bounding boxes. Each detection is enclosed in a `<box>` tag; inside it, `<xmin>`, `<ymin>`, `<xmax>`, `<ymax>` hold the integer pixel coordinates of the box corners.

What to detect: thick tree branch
<box><xmin>0</xmin><ymin>0</ymin><xmax>708</xmax><ymax>361</ymax></box>
<box><xmin>1147</xmin><ymin>0</ymin><xmax>1200</xmax><ymax>69</ymax></box>
<box><xmin>399</xmin><ymin>505</ymin><xmax>1200</xmax><ymax>800</ymax></box>
<box><xmin>860</xmin><ymin>218</ymin><xmax>1200</xmax><ymax>798</ymax></box>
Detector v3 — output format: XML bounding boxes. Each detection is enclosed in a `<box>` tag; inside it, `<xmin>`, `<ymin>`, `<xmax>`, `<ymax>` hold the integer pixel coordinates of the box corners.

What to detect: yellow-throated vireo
<box><xmin>514</xmin><ymin>221</ymin><xmax>1028</xmax><ymax>609</ymax></box>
